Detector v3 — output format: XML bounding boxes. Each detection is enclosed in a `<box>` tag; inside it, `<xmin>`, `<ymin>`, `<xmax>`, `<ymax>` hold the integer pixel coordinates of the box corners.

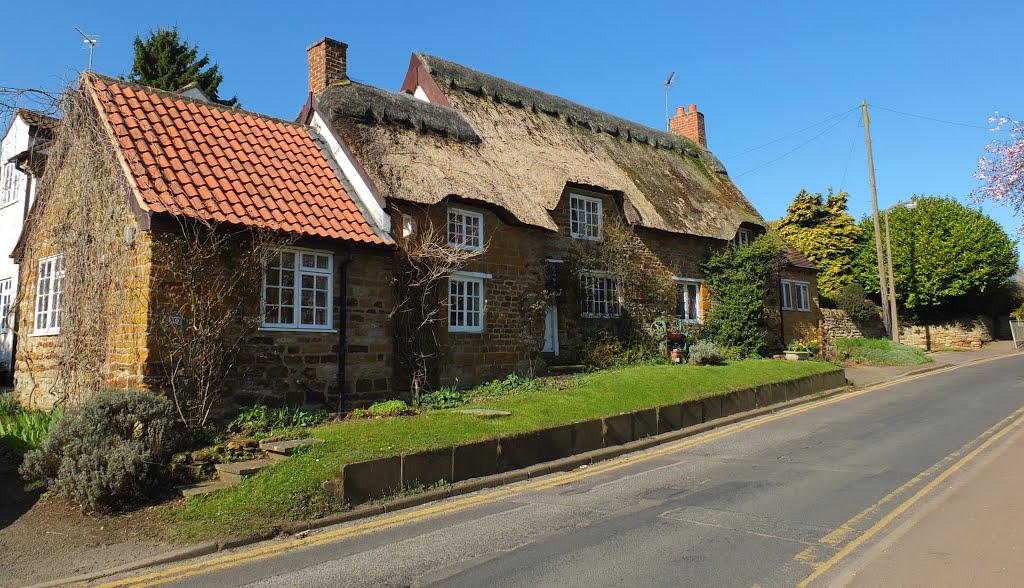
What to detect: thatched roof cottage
<box><xmin>299</xmin><ymin>38</ymin><xmax>820</xmax><ymax>388</ymax></box>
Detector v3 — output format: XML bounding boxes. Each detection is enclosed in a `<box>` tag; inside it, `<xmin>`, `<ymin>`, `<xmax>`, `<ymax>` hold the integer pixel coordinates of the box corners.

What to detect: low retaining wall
<box><xmin>899</xmin><ymin>316</ymin><xmax>994</xmax><ymax>350</ymax></box>
<box><xmin>822</xmin><ymin>308</ymin><xmax>885</xmax><ymax>355</ymax></box>
<box><xmin>331</xmin><ymin>369</ymin><xmax>847</xmax><ymax>506</ymax></box>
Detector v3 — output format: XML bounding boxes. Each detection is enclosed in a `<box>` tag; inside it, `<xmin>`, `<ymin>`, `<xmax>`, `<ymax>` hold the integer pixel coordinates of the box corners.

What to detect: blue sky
<box><xmin>4</xmin><ymin>0</ymin><xmax>1022</xmax><ymax>252</ymax></box>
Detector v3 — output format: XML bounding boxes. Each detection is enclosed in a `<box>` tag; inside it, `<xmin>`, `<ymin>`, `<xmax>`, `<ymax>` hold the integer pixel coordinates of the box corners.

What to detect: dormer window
<box><xmin>734</xmin><ymin>228</ymin><xmax>752</xmax><ymax>247</ymax></box>
<box><xmin>1</xmin><ymin>162</ymin><xmax>23</xmax><ymax>206</ymax></box>
<box><xmin>447</xmin><ymin>207</ymin><xmax>483</xmax><ymax>251</ymax></box>
<box><xmin>569</xmin><ymin>193</ymin><xmax>603</xmax><ymax>241</ymax></box>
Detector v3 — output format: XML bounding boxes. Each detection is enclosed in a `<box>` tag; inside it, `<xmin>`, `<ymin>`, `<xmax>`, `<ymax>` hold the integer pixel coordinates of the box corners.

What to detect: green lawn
<box><xmin>836</xmin><ymin>338</ymin><xmax>933</xmax><ymax>366</ymax></box>
<box><xmin>169</xmin><ymin>359</ymin><xmax>840</xmax><ymax>541</ymax></box>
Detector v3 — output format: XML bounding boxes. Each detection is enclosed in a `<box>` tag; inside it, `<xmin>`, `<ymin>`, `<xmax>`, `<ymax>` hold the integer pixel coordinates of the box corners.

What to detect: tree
<box><xmin>127</xmin><ymin>26</ymin><xmax>238</xmax><ymax>107</ymax></box>
<box><xmin>775</xmin><ymin>188</ymin><xmax>861</xmax><ymax>298</ymax></box>
<box><xmin>974</xmin><ymin>114</ymin><xmax>1024</xmax><ymax>233</ymax></box>
<box><xmin>852</xmin><ymin>196</ymin><xmax>1018</xmax><ymax>314</ymax></box>
<box><xmin>700</xmin><ymin>234</ymin><xmax>783</xmax><ymax>356</ymax></box>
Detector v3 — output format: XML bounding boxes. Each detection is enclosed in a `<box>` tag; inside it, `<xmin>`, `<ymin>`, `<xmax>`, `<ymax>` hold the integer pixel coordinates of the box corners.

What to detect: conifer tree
<box><xmin>776</xmin><ymin>188</ymin><xmax>861</xmax><ymax>298</ymax></box>
<box><xmin>126</xmin><ymin>26</ymin><xmax>239</xmax><ymax>107</ymax></box>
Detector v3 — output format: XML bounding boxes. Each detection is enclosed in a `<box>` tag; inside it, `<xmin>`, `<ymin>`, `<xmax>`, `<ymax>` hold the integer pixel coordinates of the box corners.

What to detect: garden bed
<box><xmin>169</xmin><ymin>359</ymin><xmax>841</xmax><ymax>541</ymax></box>
<box><xmin>836</xmin><ymin>338</ymin><xmax>934</xmax><ymax>366</ymax></box>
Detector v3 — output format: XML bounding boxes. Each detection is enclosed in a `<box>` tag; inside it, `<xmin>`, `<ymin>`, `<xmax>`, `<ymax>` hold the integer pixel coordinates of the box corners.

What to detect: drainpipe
<box><xmin>336</xmin><ymin>245</ymin><xmax>354</xmax><ymax>415</ymax></box>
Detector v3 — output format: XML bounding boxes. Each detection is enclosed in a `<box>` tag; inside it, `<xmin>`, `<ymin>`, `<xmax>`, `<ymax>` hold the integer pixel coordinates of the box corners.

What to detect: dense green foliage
<box><xmin>776</xmin><ymin>189</ymin><xmax>862</xmax><ymax>297</ymax></box>
<box><xmin>20</xmin><ymin>390</ymin><xmax>180</xmax><ymax>512</ymax></box>
<box><xmin>580</xmin><ymin>331</ymin><xmax>664</xmax><ymax>369</ymax></box>
<box><xmin>226</xmin><ymin>405</ymin><xmax>332</xmax><ymax>440</ymax></box>
<box><xmin>852</xmin><ymin>197</ymin><xmax>1018</xmax><ymax>314</ymax></box>
<box><xmin>127</xmin><ymin>26</ymin><xmax>238</xmax><ymax>107</ymax></box>
<box><xmin>835</xmin><ymin>283</ymin><xmax>880</xmax><ymax>325</ymax></box>
<box><xmin>169</xmin><ymin>360</ymin><xmax>840</xmax><ymax>540</ymax></box>
<box><xmin>0</xmin><ymin>394</ymin><xmax>62</xmax><ymax>466</ymax></box>
<box><xmin>416</xmin><ymin>387</ymin><xmax>469</xmax><ymax>409</ymax></box>
<box><xmin>835</xmin><ymin>338</ymin><xmax>932</xmax><ymax>366</ymax></box>
<box><xmin>688</xmin><ymin>341</ymin><xmax>723</xmax><ymax>365</ymax></box>
<box><xmin>700</xmin><ymin>234</ymin><xmax>783</xmax><ymax>356</ymax></box>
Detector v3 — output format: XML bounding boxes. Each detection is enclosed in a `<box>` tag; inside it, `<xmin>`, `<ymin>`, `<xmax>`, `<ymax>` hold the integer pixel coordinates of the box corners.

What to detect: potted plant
<box><xmin>784</xmin><ymin>338</ymin><xmax>819</xmax><ymax>360</ymax></box>
<box><xmin>670</xmin><ymin>344</ymin><xmax>686</xmax><ymax>364</ymax></box>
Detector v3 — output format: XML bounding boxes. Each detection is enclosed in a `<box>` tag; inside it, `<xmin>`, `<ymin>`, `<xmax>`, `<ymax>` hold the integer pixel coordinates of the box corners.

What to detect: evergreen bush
<box><xmin>688</xmin><ymin>341</ymin><xmax>724</xmax><ymax>366</ymax></box>
<box><xmin>20</xmin><ymin>389</ymin><xmax>180</xmax><ymax>512</ymax></box>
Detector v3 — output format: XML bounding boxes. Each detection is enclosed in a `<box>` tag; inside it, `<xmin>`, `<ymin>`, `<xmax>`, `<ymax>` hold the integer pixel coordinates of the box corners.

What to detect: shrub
<box><xmin>19</xmin><ymin>389</ymin><xmax>180</xmax><ymax>512</ymax></box>
<box><xmin>226</xmin><ymin>404</ymin><xmax>331</xmax><ymax>439</ymax></box>
<box><xmin>836</xmin><ymin>283</ymin><xmax>880</xmax><ymax>325</ymax></box>
<box><xmin>688</xmin><ymin>341</ymin><xmax>724</xmax><ymax>366</ymax></box>
<box><xmin>350</xmin><ymin>400</ymin><xmax>416</xmax><ymax>419</ymax></box>
<box><xmin>581</xmin><ymin>331</ymin><xmax>664</xmax><ymax>369</ymax></box>
<box><xmin>469</xmin><ymin>373</ymin><xmax>542</xmax><ymax>399</ymax></box>
<box><xmin>835</xmin><ymin>338</ymin><xmax>932</xmax><ymax>366</ymax></box>
<box><xmin>416</xmin><ymin>387</ymin><xmax>468</xmax><ymax>410</ymax></box>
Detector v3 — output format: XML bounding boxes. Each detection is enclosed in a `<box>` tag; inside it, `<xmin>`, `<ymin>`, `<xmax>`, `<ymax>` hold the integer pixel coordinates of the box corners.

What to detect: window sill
<box><xmin>0</xmin><ymin>199</ymin><xmax>20</xmax><ymax>212</ymax></box>
<box><xmin>582</xmin><ymin>314</ymin><xmax>621</xmax><ymax>319</ymax></box>
<box><xmin>448</xmin><ymin>328</ymin><xmax>484</xmax><ymax>334</ymax></box>
<box><xmin>258</xmin><ymin>326</ymin><xmax>338</xmax><ymax>334</ymax></box>
<box><xmin>29</xmin><ymin>331</ymin><xmax>60</xmax><ymax>337</ymax></box>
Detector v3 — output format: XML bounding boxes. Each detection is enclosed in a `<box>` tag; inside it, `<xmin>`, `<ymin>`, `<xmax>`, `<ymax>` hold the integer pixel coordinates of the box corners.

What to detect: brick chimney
<box><xmin>307</xmin><ymin>38</ymin><xmax>348</xmax><ymax>95</ymax></box>
<box><xmin>669</xmin><ymin>104</ymin><xmax>707</xmax><ymax>149</ymax></box>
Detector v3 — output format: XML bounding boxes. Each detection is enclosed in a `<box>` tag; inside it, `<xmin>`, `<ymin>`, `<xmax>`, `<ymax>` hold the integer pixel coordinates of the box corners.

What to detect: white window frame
<box><xmin>734</xmin><ymin>228</ymin><xmax>752</xmax><ymax>247</ymax></box>
<box><xmin>569</xmin><ymin>193</ymin><xmax>603</xmax><ymax>241</ymax></box>
<box><xmin>1</xmin><ymin>162</ymin><xmax>23</xmax><ymax>207</ymax></box>
<box><xmin>781</xmin><ymin>279</ymin><xmax>811</xmax><ymax>312</ymax></box>
<box><xmin>33</xmin><ymin>255</ymin><xmax>64</xmax><ymax>336</ymax></box>
<box><xmin>674</xmin><ymin>278</ymin><xmax>703</xmax><ymax>323</ymax></box>
<box><xmin>448</xmin><ymin>271</ymin><xmax>485</xmax><ymax>333</ymax></box>
<box><xmin>261</xmin><ymin>248</ymin><xmax>335</xmax><ymax>332</ymax></box>
<box><xmin>447</xmin><ymin>207</ymin><xmax>484</xmax><ymax>251</ymax></box>
<box><xmin>0</xmin><ymin>277</ymin><xmax>12</xmax><ymax>332</ymax></box>
<box><xmin>580</xmin><ymin>270</ymin><xmax>621</xmax><ymax>318</ymax></box>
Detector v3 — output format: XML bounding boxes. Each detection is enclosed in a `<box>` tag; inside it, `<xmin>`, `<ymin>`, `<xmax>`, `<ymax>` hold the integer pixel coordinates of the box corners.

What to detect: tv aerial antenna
<box><xmin>664</xmin><ymin>71</ymin><xmax>677</xmax><ymax>131</ymax></box>
<box><xmin>75</xmin><ymin>27</ymin><xmax>99</xmax><ymax>70</ymax></box>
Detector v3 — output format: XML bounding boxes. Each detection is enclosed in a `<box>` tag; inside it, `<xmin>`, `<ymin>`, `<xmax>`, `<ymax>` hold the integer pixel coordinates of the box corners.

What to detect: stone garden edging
<box><xmin>329</xmin><ymin>369</ymin><xmax>849</xmax><ymax>507</ymax></box>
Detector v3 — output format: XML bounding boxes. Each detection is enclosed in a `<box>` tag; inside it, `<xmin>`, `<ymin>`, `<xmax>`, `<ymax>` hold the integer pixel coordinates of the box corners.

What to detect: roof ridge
<box><xmin>85</xmin><ymin>72</ymin><xmax>309</xmax><ymax>131</ymax></box>
<box><xmin>414</xmin><ymin>53</ymin><xmax>715</xmax><ymax>161</ymax></box>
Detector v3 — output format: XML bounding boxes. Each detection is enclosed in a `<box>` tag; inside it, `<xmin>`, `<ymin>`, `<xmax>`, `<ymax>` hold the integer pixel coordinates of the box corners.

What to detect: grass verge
<box><xmin>168</xmin><ymin>359</ymin><xmax>840</xmax><ymax>541</ymax></box>
<box><xmin>836</xmin><ymin>338</ymin><xmax>933</xmax><ymax>366</ymax></box>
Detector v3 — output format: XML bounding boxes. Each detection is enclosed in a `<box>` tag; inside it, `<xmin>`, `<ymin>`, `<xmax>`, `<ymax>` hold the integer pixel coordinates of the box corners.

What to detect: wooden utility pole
<box><xmin>862</xmin><ymin>100</ymin><xmax>890</xmax><ymax>334</ymax></box>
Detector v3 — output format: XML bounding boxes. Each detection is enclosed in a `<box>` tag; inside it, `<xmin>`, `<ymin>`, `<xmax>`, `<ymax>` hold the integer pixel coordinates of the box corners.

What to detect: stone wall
<box><xmin>821</xmin><ymin>308</ymin><xmax>886</xmax><ymax>354</ymax></box>
<box><xmin>898</xmin><ymin>316</ymin><xmax>995</xmax><ymax>350</ymax></box>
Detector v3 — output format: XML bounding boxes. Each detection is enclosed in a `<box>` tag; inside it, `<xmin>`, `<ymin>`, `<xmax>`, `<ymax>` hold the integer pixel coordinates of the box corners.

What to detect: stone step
<box><xmin>259</xmin><ymin>437</ymin><xmax>323</xmax><ymax>461</ymax></box>
<box><xmin>215</xmin><ymin>458</ymin><xmax>273</xmax><ymax>484</ymax></box>
<box><xmin>177</xmin><ymin>479</ymin><xmax>234</xmax><ymax>498</ymax></box>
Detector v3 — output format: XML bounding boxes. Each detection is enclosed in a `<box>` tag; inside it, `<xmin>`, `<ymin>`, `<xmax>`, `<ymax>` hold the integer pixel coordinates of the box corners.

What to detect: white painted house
<box><xmin>0</xmin><ymin>110</ymin><xmax>57</xmax><ymax>384</ymax></box>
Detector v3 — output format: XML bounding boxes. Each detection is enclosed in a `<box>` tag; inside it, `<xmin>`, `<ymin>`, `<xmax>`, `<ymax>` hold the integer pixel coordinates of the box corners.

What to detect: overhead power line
<box><xmin>868</xmin><ymin>104</ymin><xmax>989</xmax><ymax>130</ymax></box>
<box><xmin>734</xmin><ymin>110</ymin><xmax>857</xmax><ymax>179</ymax></box>
<box><xmin>724</xmin><ymin>106</ymin><xmax>860</xmax><ymax>160</ymax></box>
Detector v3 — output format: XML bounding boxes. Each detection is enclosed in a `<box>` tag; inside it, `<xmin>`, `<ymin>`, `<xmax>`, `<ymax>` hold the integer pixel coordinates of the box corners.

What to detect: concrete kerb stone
<box><xmin>722</xmin><ymin>387</ymin><xmax>755</xmax><ymax>417</ymax></box>
<box><xmin>631</xmin><ymin>408</ymin><xmax>658</xmax><ymax>440</ymax></box>
<box><xmin>452</xmin><ymin>439</ymin><xmax>498</xmax><ymax>482</ymax></box>
<box><xmin>537</xmin><ymin>424</ymin><xmax>575</xmax><ymax>462</ymax></box>
<box><xmin>23</xmin><ymin>543</ymin><xmax>221</xmax><ymax>588</ymax></box>
<box><xmin>657</xmin><ymin>404</ymin><xmax>683</xmax><ymax>434</ymax></box>
<box><xmin>603</xmin><ymin>413</ymin><xmax>633</xmax><ymax>445</ymax></box>
<box><xmin>498</xmin><ymin>432</ymin><xmax>543</xmax><ymax>472</ymax></box>
<box><xmin>681</xmin><ymin>399</ymin><xmax>703</xmax><ymax>427</ymax></box>
<box><xmin>342</xmin><ymin>456</ymin><xmax>402</xmax><ymax>506</ymax></box>
<box><xmin>701</xmin><ymin>395</ymin><xmax>723</xmax><ymax>422</ymax></box>
<box><xmin>401</xmin><ymin>448</ymin><xmax>454</xmax><ymax>488</ymax></box>
<box><xmin>571</xmin><ymin>419</ymin><xmax>604</xmax><ymax>454</ymax></box>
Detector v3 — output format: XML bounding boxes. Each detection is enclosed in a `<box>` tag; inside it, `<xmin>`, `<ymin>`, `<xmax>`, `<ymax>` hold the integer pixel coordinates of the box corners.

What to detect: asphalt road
<box><xmin>101</xmin><ymin>354</ymin><xmax>1023</xmax><ymax>588</ymax></box>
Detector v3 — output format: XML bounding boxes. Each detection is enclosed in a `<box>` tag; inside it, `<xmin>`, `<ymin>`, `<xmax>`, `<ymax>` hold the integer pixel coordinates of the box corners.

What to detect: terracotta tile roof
<box><xmin>89</xmin><ymin>75</ymin><xmax>388</xmax><ymax>245</ymax></box>
<box><xmin>782</xmin><ymin>245</ymin><xmax>818</xmax><ymax>271</ymax></box>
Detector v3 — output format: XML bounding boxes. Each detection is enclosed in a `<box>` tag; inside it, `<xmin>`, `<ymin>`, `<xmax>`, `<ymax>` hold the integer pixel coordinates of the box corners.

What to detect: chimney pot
<box><xmin>676</xmin><ymin>106</ymin><xmax>686</xmax><ymax>115</ymax></box>
<box><xmin>688</xmin><ymin>104</ymin><xmax>697</xmax><ymax>114</ymax></box>
<box><xmin>307</xmin><ymin>37</ymin><xmax>349</xmax><ymax>95</ymax></box>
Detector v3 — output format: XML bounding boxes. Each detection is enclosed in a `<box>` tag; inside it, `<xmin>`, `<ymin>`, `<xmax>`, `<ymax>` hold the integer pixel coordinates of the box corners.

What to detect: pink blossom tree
<box><xmin>974</xmin><ymin>114</ymin><xmax>1024</xmax><ymax>233</ymax></box>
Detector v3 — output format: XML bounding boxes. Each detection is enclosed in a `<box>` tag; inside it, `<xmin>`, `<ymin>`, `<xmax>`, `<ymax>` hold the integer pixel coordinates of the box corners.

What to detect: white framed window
<box><xmin>569</xmin><ymin>193</ymin><xmax>603</xmax><ymax>241</ymax></box>
<box><xmin>1</xmin><ymin>162</ymin><xmax>24</xmax><ymax>207</ymax></box>
<box><xmin>675</xmin><ymin>278</ymin><xmax>702</xmax><ymax>323</ymax></box>
<box><xmin>448</xmin><ymin>272</ymin><xmax>484</xmax><ymax>333</ymax></box>
<box><xmin>34</xmin><ymin>255</ymin><xmax>64</xmax><ymax>335</ymax></box>
<box><xmin>0</xmin><ymin>278</ymin><xmax>12</xmax><ymax>332</ymax></box>
<box><xmin>447</xmin><ymin>207</ymin><xmax>484</xmax><ymax>251</ymax></box>
<box><xmin>580</xmin><ymin>270</ymin><xmax>621</xmax><ymax>318</ymax></box>
<box><xmin>734</xmin><ymin>228</ymin><xmax>752</xmax><ymax>247</ymax></box>
<box><xmin>262</xmin><ymin>249</ymin><xmax>334</xmax><ymax>330</ymax></box>
<box><xmin>781</xmin><ymin>279</ymin><xmax>811</xmax><ymax>312</ymax></box>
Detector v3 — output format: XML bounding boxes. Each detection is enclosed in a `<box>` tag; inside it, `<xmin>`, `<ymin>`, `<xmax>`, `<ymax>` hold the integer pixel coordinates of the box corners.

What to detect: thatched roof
<box><xmin>321</xmin><ymin>54</ymin><xmax>765</xmax><ymax>240</ymax></box>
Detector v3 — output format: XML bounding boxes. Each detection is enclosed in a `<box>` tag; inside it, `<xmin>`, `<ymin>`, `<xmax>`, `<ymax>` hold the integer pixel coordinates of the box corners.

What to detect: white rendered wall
<box><xmin>0</xmin><ymin>116</ymin><xmax>32</xmax><ymax>373</ymax></box>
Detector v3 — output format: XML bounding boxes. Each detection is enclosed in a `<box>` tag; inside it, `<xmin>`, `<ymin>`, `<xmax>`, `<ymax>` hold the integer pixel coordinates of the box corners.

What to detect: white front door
<box><xmin>543</xmin><ymin>305</ymin><xmax>559</xmax><ymax>355</ymax></box>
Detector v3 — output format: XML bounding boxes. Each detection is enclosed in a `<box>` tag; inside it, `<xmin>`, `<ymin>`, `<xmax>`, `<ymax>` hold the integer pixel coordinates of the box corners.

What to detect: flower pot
<box><xmin>784</xmin><ymin>350</ymin><xmax>811</xmax><ymax>361</ymax></box>
<box><xmin>670</xmin><ymin>348</ymin><xmax>685</xmax><ymax>364</ymax></box>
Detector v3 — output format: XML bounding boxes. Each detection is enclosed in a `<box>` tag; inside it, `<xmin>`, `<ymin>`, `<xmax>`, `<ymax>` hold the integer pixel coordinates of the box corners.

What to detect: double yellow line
<box><xmin>99</xmin><ymin>353</ymin><xmax>1019</xmax><ymax>588</ymax></box>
